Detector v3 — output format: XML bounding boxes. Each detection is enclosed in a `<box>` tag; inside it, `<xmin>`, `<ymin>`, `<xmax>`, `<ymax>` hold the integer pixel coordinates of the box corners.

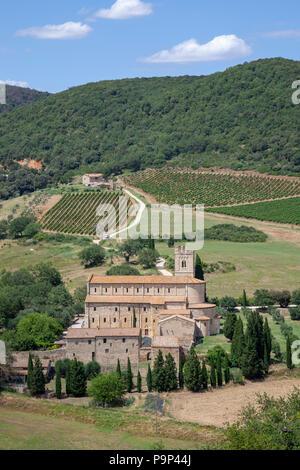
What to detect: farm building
<box><xmin>82</xmin><ymin>173</ymin><xmax>112</xmax><ymax>188</ymax></box>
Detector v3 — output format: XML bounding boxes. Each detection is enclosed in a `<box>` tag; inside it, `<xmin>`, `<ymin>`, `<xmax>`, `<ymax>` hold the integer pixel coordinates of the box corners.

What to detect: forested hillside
<box><xmin>0</xmin><ymin>58</ymin><xmax>300</xmax><ymax>199</ymax></box>
<box><xmin>0</xmin><ymin>85</ymin><xmax>49</xmax><ymax>114</ymax></box>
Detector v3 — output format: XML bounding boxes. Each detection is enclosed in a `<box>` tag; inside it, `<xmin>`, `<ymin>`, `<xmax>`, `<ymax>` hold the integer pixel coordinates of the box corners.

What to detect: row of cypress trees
<box><xmin>27</xmin><ymin>353</ymin><xmax>45</xmax><ymax>396</ymax></box>
<box><xmin>55</xmin><ymin>357</ymin><xmax>87</xmax><ymax>398</ymax></box>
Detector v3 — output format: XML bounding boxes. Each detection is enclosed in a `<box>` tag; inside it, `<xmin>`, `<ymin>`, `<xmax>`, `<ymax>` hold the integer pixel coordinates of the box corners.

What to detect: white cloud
<box><xmin>0</xmin><ymin>80</ymin><xmax>29</xmax><ymax>88</ymax></box>
<box><xmin>263</xmin><ymin>30</ymin><xmax>300</xmax><ymax>39</ymax></box>
<box><xmin>16</xmin><ymin>22</ymin><xmax>92</xmax><ymax>40</ymax></box>
<box><xmin>143</xmin><ymin>35</ymin><xmax>252</xmax><ymax>64</ymax></box>
<box><xmin>95</xmin><ymin>0</ymin><xmax>152</xmax><ymax>20</ymax></box>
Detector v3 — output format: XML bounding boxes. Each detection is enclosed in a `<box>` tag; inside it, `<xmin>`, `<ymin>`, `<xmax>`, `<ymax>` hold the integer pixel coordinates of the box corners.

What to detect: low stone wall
<box><xmin>12</xmin><ymin>348</ymin><xmax>66</xmax><ymax>364</ymax></box>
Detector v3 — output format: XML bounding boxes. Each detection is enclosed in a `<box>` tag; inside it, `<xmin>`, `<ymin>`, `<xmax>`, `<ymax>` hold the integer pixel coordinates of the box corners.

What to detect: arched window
<box><xmin>182</xmin><ymin>260</ymin><xmax>187</xmax><ymax>268</ymax></box>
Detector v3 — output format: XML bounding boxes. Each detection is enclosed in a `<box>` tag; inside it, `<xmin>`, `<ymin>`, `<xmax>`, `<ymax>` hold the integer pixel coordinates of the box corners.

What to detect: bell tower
<box><xmin>174</xmin><ymin>246</ymin><xmax>195</xmax><ymax>277</ymax></box>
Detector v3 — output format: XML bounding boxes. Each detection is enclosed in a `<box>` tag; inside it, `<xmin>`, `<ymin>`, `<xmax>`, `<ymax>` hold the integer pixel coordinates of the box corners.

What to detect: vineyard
<box><xmin>40</xmin><ymin>191</ymin><xmax>133</xmax><ymax>236</ymax></box>
<box><xmin>124</xmin><ymin>169</ymin><xmax>300</xmax><ymax>207</ymax></box>
<box><xmin>207</xmin><ymin>197</ymin><xmax>300</xmax><ymax>225</ymax></box>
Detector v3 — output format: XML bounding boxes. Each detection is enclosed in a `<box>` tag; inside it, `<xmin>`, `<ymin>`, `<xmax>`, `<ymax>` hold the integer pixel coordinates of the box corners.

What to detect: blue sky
<box><xmin>0</xmin><ymin>0</ymin><xmax>300</xmax><ymax>93</ymax></box>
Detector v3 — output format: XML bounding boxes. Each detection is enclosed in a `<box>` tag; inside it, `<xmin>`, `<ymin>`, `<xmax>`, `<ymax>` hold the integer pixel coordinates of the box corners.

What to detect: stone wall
<box><xmin>12</xmin><ymin>348</ymin><xmax>66</xmax><ymax>364</ymax></box>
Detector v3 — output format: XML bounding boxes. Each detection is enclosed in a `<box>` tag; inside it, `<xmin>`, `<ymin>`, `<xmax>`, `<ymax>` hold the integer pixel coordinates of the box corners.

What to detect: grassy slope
<box><xmin>0</xmin><ymin>393</ymin><xmax>222</xmax><ymax>450</ymax></box>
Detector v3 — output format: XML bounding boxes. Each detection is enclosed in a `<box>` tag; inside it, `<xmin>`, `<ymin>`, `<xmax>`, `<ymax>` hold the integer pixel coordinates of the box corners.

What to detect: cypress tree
<box><xmin>242</xmin><ymin>289</ymin><xmax>248</xmax><ymax>307</ymax></box>
<box><xmin>223</xmin><ymin>312</ymin><xmax>238</xmax><ymax>341</ymax></box>
<box><xmin>224</xmin><ymin>356</ymin><xmax>230</xmax><ymax>384</ymax></box>
<box><xmin>183</xmin><ymin>347</ymin><xmax>201</xmax><ymax>392</ymax></box>
<box><xmin>27</xmin><ymin>352</ymin><xmax>33</xmax><ymax>392</ymax></box>
<box><xmin>164</xmin><ymin>353</ymin><xmax>177</xmax><ymax>392</ymax></box>
<box><xmin>146</xmin><ymin>364</ymin><xmax>153</xmax><ymax>392</ymax></box>
<box><xmin>70</xmin><ymin>358</ymin><xmax>86</xmax><ymax>397</ymax></box>
<box><xmin>263</xmin><ymin>339</ymin><xmax>269</xmax><ymax>373</ymax></box>
<box><xmin>241</xmin><ymin>312</ymin><xmax>264</xmax><ymax>379</ymax></box>
<box><xmin>286</xmin><ymin>336</ymin><xmax>293</xmax><ymax>370</ymax></box>
<box><xmin>65</xmin><ymin>365</ymin><xmax>71</xmax><ymax>396</ymax></box>
<box><xmin>195</xmin><ymin>254</ymin><xmax>204</xmax><ymax>281</ymax></box>
<box><xmin>137</xmin><ymin>371</ymin><xmax>142</xmax><ymax>393</ymax></box>
<box><xmin>116</xmin><ymin>359</ymin><xmax>121</xmax><ymax>377</ymax></box>
<box><xmin>126</xmin><ymin>358</ymin><xmax>133</xmax><ymax>393</ymax></box>
<box><xmin>179</xmin><ymin>358</ymin><xmax>184</xmax><ymax>389</ymax></box>
<box><xmin>216</xmin><ymin>353</ymin><xmax>223</xmax><ymax>387</ymax></box>
<box><xmin>133</xmin><ymin>307</ymin><xmax>137</xmax><ymax>328</ymax></box>
<box><xmin>30</xmin><ymin>357</ymin><xmax>45</xmax><ymax>396</ymax></box>
<box><xmin>263</xmin><ymin>317</ymin><xmax>272</xmax><ymax>364</ymax></box>
<box><xmin>210</xmin><ymin>362</ymin><xmax>217</xmax><ymax>388</ymax></box>
<box><xmin>201</xmin><ymin>360</ymin><xmax>208</xmax><ymax>390</ymax></box>
<box><xmin>231</xmin><ymin>318</ymin><xmax>245</xmax><ymax>367</ymax></box>
<box><xmin>152</xmin><ymin>350</ymin><xmax>166</xmax><ymax>392</ymax></box>
<box><xmin>55</xmin><ymin>368</ymin><xmax>62</xmax><ymax>399</ymax></box>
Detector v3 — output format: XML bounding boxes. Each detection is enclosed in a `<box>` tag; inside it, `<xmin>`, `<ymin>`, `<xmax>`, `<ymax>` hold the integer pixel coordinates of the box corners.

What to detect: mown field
<box><xmin>40</xmin><ymin>191</ymin><xmax>133</xmax><ymax>236</ymax></box>
<box><xmin>124</xmin><ymin>169</ymin><xmax>300</xmax><ymax>206</ymax></box>
<box><xmin>0</xmin><ymin>393</ymin><xmax>222</xmax><ymax>450</ymax></box>
<box><xmin>207</xmin><ymin>197</ymin><xmax>300</xmax><ymax>225</ymax></box>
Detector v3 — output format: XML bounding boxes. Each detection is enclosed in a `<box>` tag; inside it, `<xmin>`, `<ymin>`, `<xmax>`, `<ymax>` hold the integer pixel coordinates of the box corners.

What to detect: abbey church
<box><xmin>66</xmin><ymin>247</ymin><xmax>220</xmax><ymax>368</ymax></box>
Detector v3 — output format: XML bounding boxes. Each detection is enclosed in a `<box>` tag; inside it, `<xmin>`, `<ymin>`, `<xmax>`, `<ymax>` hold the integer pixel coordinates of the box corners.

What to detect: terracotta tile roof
<box><xmin>189</xmin><ymin>303</ymin><xmax>216</xmax><ymax>309</ymax></box>
<box><xmin>85</xmin><ymin>295</ymin><xmax>186</xmax><ymax>305</ymax></box>
<box><xmin>152</xmin><ymin>336</ymin><xmax>180</xmax><ymax>348</ymax></box>
<box><xmin>66</xmin><ymin>328</ymin><xmax>141</xmax><ymax>339</ymax></box>
<box><xmin>89</xmin><ymin>275</ymin><xmax>204</xmax><ymax>285</ymax></box>
<box><xmin>11</xmin><ymin>359</ymin><xmax>51</xmax><ymax>369</ymax></box>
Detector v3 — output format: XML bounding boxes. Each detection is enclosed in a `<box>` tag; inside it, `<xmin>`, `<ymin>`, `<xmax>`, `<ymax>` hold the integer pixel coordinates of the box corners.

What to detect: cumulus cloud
<box><xmin>15</xmin><ymin>22</ymin><xmax>92</xmax><ymax>40</ymax></box>
<box><xmin>263</xmin><ymin>30</ymin><xmax>300</xmax><ymax>39</ymax></box>
<box><xmin>143</xmin><ymin>35</ymin><xmax>252</xmax><ymax>63</ymax></box>
<box><xmin>95</xmin><ymin>0</ymin><xmax>152</xmax><ymax>20</ymax></box>
<box><xmin>0</xmin><ymin>80</ymin><xmax>29</xmax><ymax>88</ymax></box>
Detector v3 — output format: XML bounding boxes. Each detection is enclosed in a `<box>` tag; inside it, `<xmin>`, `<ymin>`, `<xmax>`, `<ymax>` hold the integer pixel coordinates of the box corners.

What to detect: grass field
<box><xmin>0</xmin><ymin>393</ymin><xmax>222</xmax><ymax>450</ymax></box>
<box><xmin>207</xmin><ymin>197</ymin><xmax>300</xmax><ymax>225</ymax></box>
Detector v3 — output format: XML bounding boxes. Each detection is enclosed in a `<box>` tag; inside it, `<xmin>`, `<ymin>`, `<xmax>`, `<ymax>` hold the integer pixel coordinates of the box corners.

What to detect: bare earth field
<box><xmin>167</xmin><ymin>376</ymin><xmax>300</xmax><ymax>428</ymax></box>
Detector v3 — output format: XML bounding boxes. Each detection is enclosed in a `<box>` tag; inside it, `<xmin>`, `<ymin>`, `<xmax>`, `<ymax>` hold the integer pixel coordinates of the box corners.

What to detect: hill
<box><xmin>0</xmin><ymin>85</ymin><xmax>49</xmax><ymax>114</ymax></box>
<box><xmin>0</xmin><ymin>58</ymin><xmax>300</xmax><ymax>199</ymax></box>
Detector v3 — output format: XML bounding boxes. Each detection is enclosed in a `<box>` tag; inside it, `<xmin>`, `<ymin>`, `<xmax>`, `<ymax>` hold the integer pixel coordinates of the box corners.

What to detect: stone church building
<box><xmin>66</xmin><ymin>246</ymin><xmax>220</xmax><ymax>367</ymax></box>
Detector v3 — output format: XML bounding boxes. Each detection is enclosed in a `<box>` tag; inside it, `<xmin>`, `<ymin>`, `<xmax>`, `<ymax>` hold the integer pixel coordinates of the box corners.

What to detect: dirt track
<box><xmin>167</xmin><ymin>378</ymin><xmax>300</xmax><ymax>427</ymax></box>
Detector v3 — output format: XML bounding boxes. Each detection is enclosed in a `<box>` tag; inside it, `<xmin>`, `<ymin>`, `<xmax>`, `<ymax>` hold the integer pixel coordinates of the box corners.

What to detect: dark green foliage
<box><xmin>126</xmin><ymin>358</ymin><xmax>133</xmax><ymax>393</ymax></box>
<box><xmin>223</xmin><ymin>312</ymin><xmax>238</xmax><ymax>340</ymax></box>
<box><xmin>220</xmin><ymin>297</ymin><xmax>237</xmax><ymax>313</ymax></box>
<box><xmin>0</xmin><ymin>84</ymin><xmax>48</xmax><ymax>114</ymax></box>
<box><xmin>272</xmin><ymin>341</ymin><xmax>283</xmax><ymax>361</ymax></box>
<box><xmin>263</xmin><ymin>340</ymin><xmax>269</xmax><ymax>373</ymax></box>
<box><xmin>138</xmin><ymin>248</ymin><xmax>159</xmax><ymax>269</ymax></box>
<box><xmin>290</xmin><ymin>306</ymin><xmax>300</xmax><ymax>321</ymax></box>
<box><xmin>194</xmin><ymin>254</ymin><xmax>204</xmax><ymax>281</ymax></box>
<box><xmin>201</xmin><ymin>360</ymin><xmax>208</xmax><ymax>390</ymax></box>
<box><xmin>223</xmin><ymin>390</ymin><xmax>300</xmax><ymax>450</ymax></box>
<box><xmin>65</xmin><ymin>366</ymin><xmax>71</xmax><ymax>396</ymax></box>
<box><xmin>27</xmin><ymin>352</ymin><xmax>33</xmax><ymax>391</ymax></box>
<box><xmin>224</xmin><ymin>356</ymin><xmax>230</xmax><ymax>384</ymax></box>
<box><xmin>146</xmin><ymin>364</ymin><xmax>152</xmax><ymax>392</ymax></box>
<box><xmin>179</xmin><ymin>358</ymin><xmax>184</xmax><ymax>389</ymax></box>
<box><xmin>291</xmin><ymin>290</ymin><xmax>300</xmax><ymax>306</ymax></box>
<box><xmin>168</xmin><ymin>236</ymin><xmax>175</xmax><ymax>248</ymax></box>
<box><xmin>118</xmin><ymin>239</ymin><xmax>144</xmax><ymax>263</ymax></box>
<box><xmin>210</xmin><ymin>363</ymin><xmax>217</xmax><ymax>388</ymax></box>
<box><xmin>106</xmin><ymin>264</ymin><xmax>141</xmax><ymax>276</ymax></box>
<box><xmin>164</xmin><ymin>353</ymin><xmax>177</xmax><ymax>392</ymax></box>
<box><xmin>231</xmin><ymin>318</ymin><xmax>245</xmax><ymax>367</ymax></box>
<box><xmin>85</xmin><ymin>361</ymin><xmax>101</xmax><ymax>380</ymax></box>
<box><xmin>263</xmin><ymin>317</ymin><xmax>272</xmax><ymax>364</ymax></box>
<box><xmin>152</xmin><ymin>350</ymin><xmax>166</xmax><ymax>393</ymax></box>
<box><xmin>69</xmin><ymin>358</ymin><xmax>87</xmax><ymax>397</ymax></box>
<box><xmin>87</xmin><ymin>373</ymin><xmax>126</xmax><ymax>407</ymax></box>
<box><xmin>241</xmin><ymin>312</ymin><xmax>264</xmax><ymax>379</ymax></box>
<box><xmin>271</xmin><ymin>290</ymin><xmax>291</xmax><ymax>308</ymax></box>
<box><xmin>286</xmin><ymin>336</ymin><xmax>294</xmax><ymax>370</ymax></box>
<box><xmin>55</xmin><ymin>368</ymin><xmax>62</xmax><ymax>399</ymax></box>
<box><xmin>30</xmin><ymin>357</ymin><xmax>45</xmax><ymax>396</ymax></box>
<box><xmin>137</xmin><ymin>371</ymin><xmax>142</xmax><ymax>393</ymax></box>
<box><xmin>254</xmin><ymin>289</ymin><xmax>276</xmax><ymax>307</ymax></box>
<box><xmin>79</xmin><ymin>245</ymin><xmax>106</xmax><ymax>268</ymax></box>
<box><xmin>55</xmin><ymin>358</ymin><xmax>72</xmax><ymax>378</ymax></box>
<box><xmin>216</xmin><ymin>353</ymin><xmax>223</xmax><ymax>387</ymax></box>
<box><xmin>116</xmin><ymin>359</ymin><xmax>121</xmax><ymax>377</ymax></box>
<box><xmin>183</xmin><ymin>348</ymin><xmax>201</xmax><ymax>392</ymax></box>
<box><xmin>242</xmin><ymin>290</ymin><xmax>248</xmax><ymax>308</ymax></box>
<box><xmin>204</xmin><ymin>224</ymin><xmax>267</xmax><ymax>243</ymax></box>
